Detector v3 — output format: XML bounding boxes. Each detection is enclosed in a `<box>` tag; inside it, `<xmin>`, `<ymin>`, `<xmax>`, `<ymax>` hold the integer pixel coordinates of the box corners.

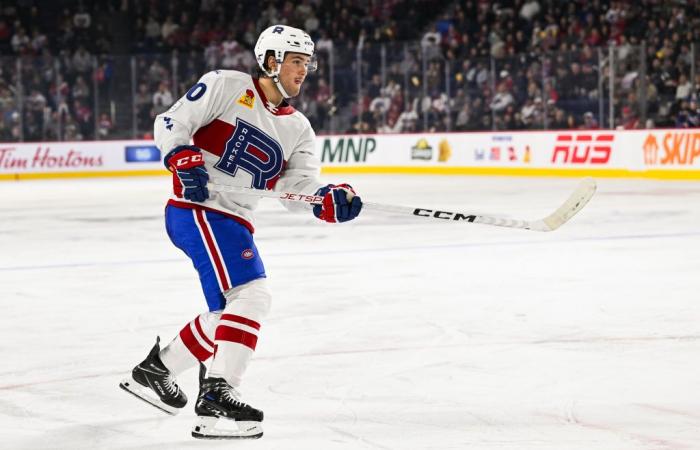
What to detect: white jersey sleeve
<box><xmin>274</xmin><ymin>118</ymin><xmax>324</xmax><ymax>213</ymax></box>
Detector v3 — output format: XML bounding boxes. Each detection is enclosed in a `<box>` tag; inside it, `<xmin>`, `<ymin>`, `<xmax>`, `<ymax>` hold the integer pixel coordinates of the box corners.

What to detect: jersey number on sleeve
<box><xmin>214</xmin><ymin>118</ymin><xmax>284</xmax><ymax>189</ymax></box>
<box><xmin>186</xmin><ymin>83</ymin><xmax>207</xmax><ymax>101</ymax></box>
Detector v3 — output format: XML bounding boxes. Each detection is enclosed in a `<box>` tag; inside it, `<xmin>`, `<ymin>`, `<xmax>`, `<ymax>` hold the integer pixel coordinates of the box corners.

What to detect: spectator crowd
<box><xmin>354</xmin><ymin>0</ymin><xmax>700</xmax><ymax>133</ymax></box>
<box><xmin>0</xmin><ymin>0</ymin><xmax>699</xmax><ymax>142</ymax></box>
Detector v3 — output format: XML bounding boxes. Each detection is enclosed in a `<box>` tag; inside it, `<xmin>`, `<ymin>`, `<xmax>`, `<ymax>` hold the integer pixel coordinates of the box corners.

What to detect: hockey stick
<box><xmin>207</xmin><ymin>177</ymin><xmax>596</xmax><ymax>232</ymax></box>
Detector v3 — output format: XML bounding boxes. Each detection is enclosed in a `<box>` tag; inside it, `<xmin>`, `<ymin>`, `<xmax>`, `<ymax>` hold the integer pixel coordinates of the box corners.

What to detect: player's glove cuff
<box><xmin>165</xmin><ymin>145</ymin><xmax>209</xmax><ymax>202</ymax></box>
<box><xmin>164</xmin><ymin>145</ymin><xmax>204</xmax><ymax>171</ymax></box>
<box><xmin>313</xmin><ymin>183</ymin><xmax>362</xmax><ymax>223</ymax></box>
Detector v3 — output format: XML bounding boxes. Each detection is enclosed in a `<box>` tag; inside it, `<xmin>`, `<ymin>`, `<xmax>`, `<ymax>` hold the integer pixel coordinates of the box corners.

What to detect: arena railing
<box><xmin>2</xmin><ymin>41</ymin><xmax>699</xmax><ymax>142</ymax></box>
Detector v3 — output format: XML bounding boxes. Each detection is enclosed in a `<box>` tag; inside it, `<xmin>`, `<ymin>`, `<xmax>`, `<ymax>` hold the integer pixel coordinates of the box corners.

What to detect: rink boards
<box><xmin>0</xmin><ymin>129</ymin><xmax>698</xmax><ymax>180</ymax></box>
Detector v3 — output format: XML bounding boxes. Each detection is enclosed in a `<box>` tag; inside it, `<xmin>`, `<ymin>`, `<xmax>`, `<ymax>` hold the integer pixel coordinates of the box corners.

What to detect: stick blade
<box><xmin>530</xmin><ymin>177</ymin><xmax>597</xmax><ymax>231</ymax></box>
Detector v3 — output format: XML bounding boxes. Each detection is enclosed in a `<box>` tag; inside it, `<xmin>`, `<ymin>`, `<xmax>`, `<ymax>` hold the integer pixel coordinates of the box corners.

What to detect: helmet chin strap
<box><xmin>266</xmin><ymin>63</ymin><xmax>291</xmax><ymax>101</ymax></box>
<box><xmin>272</xmin><ymin>74</ymin><xmax>292</xmax><ymax>99</ymax></box>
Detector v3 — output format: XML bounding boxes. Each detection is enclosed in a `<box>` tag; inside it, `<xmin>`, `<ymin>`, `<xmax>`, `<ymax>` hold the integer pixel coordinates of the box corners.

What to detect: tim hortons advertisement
<box><xmin>0</xmin><ymin>140</ymin><xmax>165</xmax><ymax>179</ymax></box>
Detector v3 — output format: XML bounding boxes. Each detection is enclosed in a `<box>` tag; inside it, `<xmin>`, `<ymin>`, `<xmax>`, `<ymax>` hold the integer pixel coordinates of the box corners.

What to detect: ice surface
<box><xmin>0</xmin><ymin>175</ymin><xmax>698</xmax><ymax>449</ymax></box>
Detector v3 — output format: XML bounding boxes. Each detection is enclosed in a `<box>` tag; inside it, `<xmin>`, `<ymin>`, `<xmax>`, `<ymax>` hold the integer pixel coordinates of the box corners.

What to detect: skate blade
<box><xmin>119</xmin><ymin>376</ymin><xmax>181</xmax><ymax>416</ymax></box>
<box><xmin>191</xmin><ymin>415</ymin><xmax>263</xmax><ymax>439</ymax></box>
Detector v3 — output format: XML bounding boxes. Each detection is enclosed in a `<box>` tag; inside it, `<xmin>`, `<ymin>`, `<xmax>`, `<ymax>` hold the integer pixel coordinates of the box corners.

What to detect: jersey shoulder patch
<box><xmin>237</xmin><ymin>89</ymin><xmax>256</xmax><ymax>109</ymax></box>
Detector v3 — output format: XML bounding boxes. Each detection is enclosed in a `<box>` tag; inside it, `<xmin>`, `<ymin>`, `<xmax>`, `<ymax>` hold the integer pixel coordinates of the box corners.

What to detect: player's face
<box><xmin>278</xmin><ymin>53</ymin><xmax>311</xmax><ymax>97</ymax></box>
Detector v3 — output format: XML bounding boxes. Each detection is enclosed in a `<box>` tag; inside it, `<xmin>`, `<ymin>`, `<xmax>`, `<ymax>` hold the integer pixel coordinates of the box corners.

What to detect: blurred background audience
<box><xmin>1</xmin><ymin>0</ymin><xmax>699</xmax><ymax>141</ymax></box>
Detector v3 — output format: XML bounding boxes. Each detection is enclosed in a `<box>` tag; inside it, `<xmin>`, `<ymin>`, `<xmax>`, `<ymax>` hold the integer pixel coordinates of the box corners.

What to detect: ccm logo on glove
<box><xmin>164</xmin><ymin>145</ymin><xmax>210</xmax><ymax>203</ymax></box>
<box><xmin>173</xmin><ymin>152</ymin><xmax>203</xmax><ymax>167</ymax></box>
<box><xmin>313</xmin><ymin>184</ymin><xmax>362</xmax><ymax>223</ymax></box>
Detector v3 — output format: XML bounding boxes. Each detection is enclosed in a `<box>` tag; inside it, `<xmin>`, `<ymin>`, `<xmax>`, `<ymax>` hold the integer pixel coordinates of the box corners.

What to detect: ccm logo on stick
<box><xmin>552</xmin><ymin>134</ymin><xmax>614</xmax><ymax>164</ymax></box>
<box><xmin>413</xmin><ymin>209</ymin><xmax>477</xmax><ymax>221</ymax></box>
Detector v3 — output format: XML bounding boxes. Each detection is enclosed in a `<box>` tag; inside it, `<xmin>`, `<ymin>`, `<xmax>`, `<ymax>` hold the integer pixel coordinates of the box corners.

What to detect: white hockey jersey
<box><xmin>154</xmin><ymin>70</ymin><xmax>324</xmax><ymax>233</ymax></box>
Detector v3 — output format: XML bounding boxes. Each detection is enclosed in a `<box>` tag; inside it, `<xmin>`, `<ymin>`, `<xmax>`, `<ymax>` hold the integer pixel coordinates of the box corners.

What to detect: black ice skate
<box><xmin>119</xmin><ymin>337</ymin><xmax>187</xmax><ymax>415</ymax></box>
<box><xmin>191</xmin><ymin>363</ymin><xmax>263</xmax><ymax>439</ymax></box>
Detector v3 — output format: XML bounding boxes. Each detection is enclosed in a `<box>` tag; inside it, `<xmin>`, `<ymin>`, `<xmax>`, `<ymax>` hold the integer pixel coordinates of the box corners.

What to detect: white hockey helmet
<box><xmin>254</xmin><ymin>25</ymin><xmax>317</xmax><ymax>87</ymax></box>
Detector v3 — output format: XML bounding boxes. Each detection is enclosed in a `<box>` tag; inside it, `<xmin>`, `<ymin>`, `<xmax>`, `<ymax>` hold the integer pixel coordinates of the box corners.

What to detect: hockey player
<box><xmin>120</xmin><ymin>25</ymin><xmax>362</xmax><ymax>439</ymax></box>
